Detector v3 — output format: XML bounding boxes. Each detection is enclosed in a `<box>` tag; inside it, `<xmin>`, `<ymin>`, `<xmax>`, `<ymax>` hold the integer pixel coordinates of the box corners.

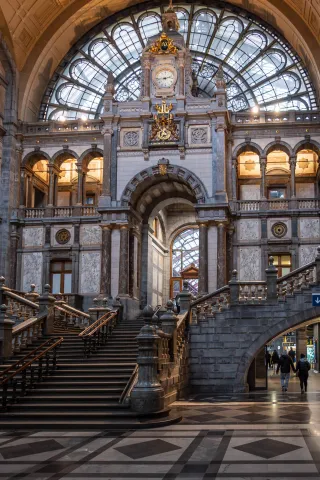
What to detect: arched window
<box><xmin>171</xmin><ymin>228</ymin><xmax>199</xmax><ymax>297</ymax></box>
<box><xmin>39</xmin><ymin>2</ymin><xmax>318</xmax><ymax>120</ymax></box>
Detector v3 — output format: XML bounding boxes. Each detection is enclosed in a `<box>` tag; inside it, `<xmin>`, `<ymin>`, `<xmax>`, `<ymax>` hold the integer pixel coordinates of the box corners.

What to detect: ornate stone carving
<box><xmin>22</xmin><ymin>252</ymin><xmax>43</xmax><ymax>292</ymax></box>
<box><xmin>55</xmin><ymin>228</ymin><xmax>71</xmax><ymax>245</ymax></box>
<box><xmin>80</xmin><ymin>225</ymin><xmax>102</xmax><ymax>245</ymax></box>
<box><xmin>239</xmin><ymin>247</ymin><xmax>261</xmax><ymax>281</ymax></box>
<box><xmin>23</xmin><ymin>227</ymin><xmax>44</xmax><ymax>247</ymax></box>
<box><xmin>299</xmin><ymin>245</ymin><xmax>318</xmax><ymax>266</ymax></box>
<box><xmin>271</xmin><ymin>222</ymin><xmax>288</xmax><ymax>238</ymax></box>
<box><xmin>123</xmin><ymin>131</ymin><xmax>139</xmax><ymax>147</ymax></box>
<box><xmin>299</xmin><ymin>218</ymin><xmax>320</xmax><ymax>238</ymax></box>
<box><xmin>238</xmin><ymin>219</ymin><xmax>260</xmax><ymax>241</ymax></box>
<box><xmin>190</xmin><ymin>127</ymin><xmax>208</xmax><ymax>144</ymax></box>
<box><xmin>80</xmin><ymin>252</ymin><xmax>101</xmax><ymax>294</ymax></box>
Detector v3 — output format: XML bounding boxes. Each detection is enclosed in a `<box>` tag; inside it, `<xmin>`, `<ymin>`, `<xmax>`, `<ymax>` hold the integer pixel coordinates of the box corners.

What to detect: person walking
<box><xmin>276</xmin><ymin>351</ymin><xmax>296</xmax><ymax>392</ymax></box>
<box><xmin>296</xmin><ymin>353</ymin><xmax>311</xmax><ymax>394</ymax></box>
<box><xmin>272</xmin><ymin>350</ymin><xmax>280</xmax><ymax>374</ymax></box>
<box><xmin>266</xmin><ymin>350</ymin><xmax>271</xmax><ymax>369</ymax></box>
<box><xmin>288</xmin><ymin>347</ymin><xmax>295</xmax><ymax>365</ymax></box>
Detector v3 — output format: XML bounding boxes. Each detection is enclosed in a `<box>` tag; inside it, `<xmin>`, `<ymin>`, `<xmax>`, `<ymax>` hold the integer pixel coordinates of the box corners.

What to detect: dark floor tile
<box><xmin>186</xmin><ymin>414</ymin><xmax>225</xmax><ymax>423</ymax></box>
<box><xmin>232</xmin><ymin>413</ymin><xmax>271</xmax><ymax>422</ymax></box>
<box><xmin>233</xmin><ymin>438</ymin><xmax>302</xmax><ymax>459</ymax></box>
<box><xmin>115</xmin><ymin>439</ymin><xmax>181</xmax><ymax>459</ymax></box>
<box><xmin>181</xmin><ymin>463</ymin><xmax>209</xmax><ymax>473</ymax></box>
<box><xmin>0</xmin><ymin>439</ymin><xmax>63</xmax><ymax>459</ymax></box>
<box><xmin>36</xmin><ymin>461</ymin><xmax>76</xmax><ymax>474</ymax></box>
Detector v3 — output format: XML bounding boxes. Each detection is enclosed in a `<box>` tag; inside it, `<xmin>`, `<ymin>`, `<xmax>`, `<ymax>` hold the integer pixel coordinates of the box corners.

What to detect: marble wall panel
<box><xmin>51</xmin><ymin>225</ymin><xmax>74</xmax><ymax>247</ymax></box>
<box><xmin>238</xmin><ymin>219</ymin><xmax>260</xmax><ymax>241</ymax></box>
<box><xmin>208</xmin><ymin>225</ymin><xmax>217</xmax><ymax>292</ymax></box>
<box><xmin>111</xmin><ymin>229</ymin><xmax>120</xmax><ymax>298</ymax></box>
<box><xmin>239</xmin><ymin>247</ymin><xmax>261</xmax><ymax>281</ymax></box>
<box><xmin>22</xmin><ymin>252</ymin><xmax>43</xmax><ymax>292</ymax></box>
<box><xmin>240</xmin><ymin>184</ymin><xmax>260</xmax><ymax>200</ymax></box>
<box><xmin>80</xmin><ymin>225</ymin><xmax>102</xmax><ymax>246</ymax></box>
<box><xmin>79</xmin><ymin>251</ymin><xmax>101</xmax><ymax>294</ymax></box>
<box><xmin>299</xmin><ymin>245</ymin><xmax>318</xmax><ymax>266</ymax></box>
<box><xmin>22</xmin><ymin>227</ymin><xmax>44</xmax><ymax>247</ymax></box>
<box><xmin>296</xmin><ymin>183</ymin><xmax>315</xmax><ymax>198</ymax></box>
<box><xmin>299</xmin><ymin>218</ymin><xmax>320</xmax><ymax>239</ymax></box>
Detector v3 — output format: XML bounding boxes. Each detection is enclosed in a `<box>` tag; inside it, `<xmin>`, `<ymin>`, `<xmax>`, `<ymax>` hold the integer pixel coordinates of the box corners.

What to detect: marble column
<box><xmin>47</xmin><ymin>165</ymin><xmax>55</xmax><ymax>206</ymax></box>
<box><xmin>26</xmin><ymin>174</ymin><xmax>33</xmax><ymax>207</ymax></box>
<box><xmin>296</xmin><ymin>327</ymin><xmax>307</xmax><ymax>365</ymax></box>
<box><xmin>19</xmin><ymin>168</ymin><xmax>26</xmax><ymax>207</ymax></box>
<box><xmin>260</xmin><ymin>156</ymin><xmax>267</xmax><ymax>199</ymax></box>
<box><xmin>76</xmin><ymin>163</ymin><xmax>83</xmax><ymax>205</ymax></box>
<box><xmin>129</xmin><ymin>232</ymin><xmax>135</xmax><ymax>297</ymax></box>
<box><xmin>118</xmin><ymin>225</ymin><xmax>129</xmax><ymax>296</ymax></box>
<box><xmin>9</xmin><ymin>225</ymin><xmax>19</xmax><ymax>289</ymax></box>
<box><xmin>231</xmin><ymin>157</ymin><xmax>238</xmax><ymax>200</ymax></box>
<box><xmin>215</xmin><ymin>117</ymin><xmax>227</xmax><ymax>202</ymax></box>
<box><xmin>178</xmin><ymin>53</ymin><xmax>185</xmax><ymax>96</ymax></box>
<box><xmin>102</xmin><ymin>127</ymin><xmax>113</xmax><ymax>200</ymax></box>
<box><xmin>217</xmin><ymin>222</ymin><xmax>227</xmax><ymax>288</ymax></box>
<box><xmin>82</xmin><ymin>172</ymin><xmax>87</xmax><ymax>204</ymax></box>
<box><xmin>198</xmin><ymin>223</ymin><xmax>208</xmax><ymax>294</ymax></box>
<box><xmin>290</xmin><ymin>156</ymin><xmax>296</xmax><ymax>198</ymax></box>
<box><xmin>100</xmin><ymin>225</ymin><xmax>112</xmax><ymax>296</ymax></box>
<box><xmin>144</xmin><ymin>56</ymin><xmax>151</xmax><ymax>98</ymax></box>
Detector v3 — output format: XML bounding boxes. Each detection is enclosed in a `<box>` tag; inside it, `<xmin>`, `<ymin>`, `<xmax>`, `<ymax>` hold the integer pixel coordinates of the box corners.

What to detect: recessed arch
<box><xmin>51</xmin><ymin>149</ymin><xmax>79</xmax><ymax>168</ymax></box>
<box><xmin>79</xmin><ymin>148</ymin><xmax>104</xmax><ymax>168</ymax></box>
<box><xmin>233</xmin><ymin>141</ymin><xmax>263</xmax><ymax>159</ymax></box>
<box><xmin>293</xmin><ymin>139</ymin><xmax>320</xmax><ymax>156</ymax></box>
<box><xmin>264</xmin><ymin>140</ymin><xmax>293</xmax><ymax>157</ymax></box>
<box><xmin>22</xmin><ymin>150</ymin><xmax>51</xmax><ymax>169</ymax></box>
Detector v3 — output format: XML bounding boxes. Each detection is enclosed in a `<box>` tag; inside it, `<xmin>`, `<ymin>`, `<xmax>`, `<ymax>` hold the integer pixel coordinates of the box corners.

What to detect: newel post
<box><xmin>161</xmin><ymin>300</ymin><xmax>178</xmax><ymax>362</ymax></box>
<box><xmin>0</xmin><ymin>305</ymin><xmax>14</xmax><ymax>359</ymax></box>
<box><xmin>0</xmin><ymin>276</ymin><xmax>6</xmax><ymax>305</ymax></box>
<box><xmin>131</xmin><ymin>305</ymin><xmax>164</xmax><ymax>414</ymax></box>
<box><xmin>38</xmin><ymin>284</ymin><xmax>56</xmax><ymax>335</ymax></box>
<box><xmin>229</xmin><ymin>269</ymin><xmax>239</xmax><ymax>304</ymax></box>
<box><xmin>266</xmin><ymin>257</ymin><xmax>278</xmax><ymax>303</ymax></box>
<box><xmin>25</xmin><ymin>284</ymin><xmax>40</xmax><ymax>304</ymax></box>
<box><xmin>315</xmin><ymin>246</ymin><xmax>320</xmax><ymax>285</ymax></box>
<box><xmin>178</xmin><ymin>280</ymin><xmax>192</xmax><ymax>312</ymax></box>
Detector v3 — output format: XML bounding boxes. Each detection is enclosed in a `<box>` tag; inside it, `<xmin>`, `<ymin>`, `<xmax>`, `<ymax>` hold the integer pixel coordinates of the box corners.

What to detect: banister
<box><xmin>12</xmin><ymin>312</ymin><xmax>46</xmax><ymax>335</ymax></box>
<box><xmin>0</xmin><ymin>337</ymin><xmax>63</xmax><ymax>386</ymax></box>
<box><xmin>119</xmin><ymin>365</ymin><xmax>138</xmax><ymax>404</ymax></box>
<box><xmin>84</xmin><ymin>312</ymin><xmax>117</xmax><ymax>337</ymax></box>
<box><xmin>190</xmin><ymin>285</ymin><xmax>230</xmax><ymax>307</ymax></box>
<box><xmin>57</xmin><ymin>302</ymin><xmax>90</xmax><ymax>319</ymax></box>
<box><xmin>277</xmin><ymin>261</ymin><xmax>315</xmax><ymax>283</ymax></box>
<box><xmin>4</xmin><ymin>290</ymin><xmax>39</xmax><ymax>310</ymax></box>
<box><xmin>79</xmin><ymin>310</ymin><xmax>113</xmax><ymax>337</ymax></box>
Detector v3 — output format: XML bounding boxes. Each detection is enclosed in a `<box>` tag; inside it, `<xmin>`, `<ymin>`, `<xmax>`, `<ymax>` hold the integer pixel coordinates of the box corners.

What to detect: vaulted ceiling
<box><xmin>1</xmin><ymin>0</ymin><xmax>319</xmax><ymax>121</ymax></box>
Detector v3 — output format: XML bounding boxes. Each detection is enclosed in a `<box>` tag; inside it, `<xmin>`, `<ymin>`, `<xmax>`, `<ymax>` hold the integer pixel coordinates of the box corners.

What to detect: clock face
<box><xmin>156</xmin><ymin>69</ymin><xmax>175</xmax><ymax>88</ymax></box>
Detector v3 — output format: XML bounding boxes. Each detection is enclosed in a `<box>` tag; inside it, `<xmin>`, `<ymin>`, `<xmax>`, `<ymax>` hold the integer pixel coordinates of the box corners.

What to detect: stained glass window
<box><xmin>39</xmin><ymin>2</ymin><xmax>317</xmax><ymax>120</ymax></box>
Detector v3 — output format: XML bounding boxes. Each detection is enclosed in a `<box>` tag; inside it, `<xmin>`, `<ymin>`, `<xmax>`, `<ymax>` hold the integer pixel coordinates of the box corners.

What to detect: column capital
<box><xmin>289</xmin><ymin>156</ymin><xmax>296</xmax><ymax>166</ymax></box>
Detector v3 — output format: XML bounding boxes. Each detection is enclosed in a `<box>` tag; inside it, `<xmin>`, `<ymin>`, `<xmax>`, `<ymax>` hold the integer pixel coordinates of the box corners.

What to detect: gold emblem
<box><xmin>55</xmin><ymin>228</ymin><xmax>71</xmax><ymax>245</ymax></box>
<box><xmin>159</xmin><ymin>164</ymin><xmax>168</xmax><ymax>175</ymax></box>
<box><xmin>148</xmin><ymin>32</ymin><xmax>178</xmax><ymax>55</ymax></box>
<box><xmin>150</xmin><ymin>99</ymin><xmax>178</xmax><ymax>142</ymax></box>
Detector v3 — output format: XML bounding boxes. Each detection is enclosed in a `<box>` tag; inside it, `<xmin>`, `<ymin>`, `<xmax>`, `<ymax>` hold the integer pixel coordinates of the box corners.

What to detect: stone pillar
<box><xmin>82</xmin><ymin>171</ymin><xmax>87</xmax><ymax>204</ymax></box>
<box><xmin>27</xmin><ymin>174</ymin><xmax>33</xmax><ymax>207</ymax></box>
<box><xmin>161</xmin><ymin>300</ymin><xmax>178</xmax><ymax>362</ymax></box>
<box><xmin>198</xmin><ymin>223</ymin><xmax>208</xmax><ymax>294</ymax></box>
<box><xmin>226</xmin><ymin>137</ymin><xmax>233</xmax><ymax>201</ymax></box>
<box><xmin>100</xmin><ymin>225</ymin><xmax>112</xmax><ymax>297</ymax></box>
<box><xmin>260</xmin><ymin>156</ymin><xmax>267</xmax><ymax>199</ymax></box>
<box><xmin>47</xmin><ymin>164</ymin><xmax>55</xmax><ymax>206</ymax></box>
<box><xmin>118</xmin><ymin>225</ymin><xmax>129</xmax><ymax>296</ymax></box>
<box><xmin>19</xmin><ymin>168</ymin><xmax>26</xmax><ymax>207</ymax></box>
<box><xmin>76</xmin><ymin>163</ymin><xmax>83</xmax><ymax>205</ymax></box>
<box><xmin>101</xmin><ymin>126</ymin><xmax>113</xmax><ymax>203</ymax></box>
<box><xmin>178</xmin><ymin>280</ymin><xmax>192</xmax><ymax>312</ymax></box>
<box><xmin>143</xmin><ymin>55</ymin><xmax>151</xmax><ymax>98</ymax></box>
<box><xmin>131</xmin><ymin>305</ymin><xmax>164</xmax><ymax>413</ymax></box>
<box><xmin>215</xmin><ymin>117</ymin><xmax>227</xmax><ymax>202</ymax></box>
<box><xmin>9</xmin><ymin>225</ymin><xmax>19</xmax><ymax>289</ymax></box>
<box><xmin>178</xmin><ymin>53</ymin><xmax>185</xmax><ymax>96</ymax></box>
<box><xmin>229</xmin><ymin>269</ymin><xmax>239</xmax><ymax>304</ymax></box>
<box><xmin>290</xmin><ymin>156</ymin><xmax>296</xmax><ymax>198</ymax></box>
<box><xmin>0</xmin><ymin>305</ymin><xmax>14</xmax><ymax>359</ymax></box>
<box><xmin>265</xmin><ymin>256</ymin><xmax>278</xmax><ymax>303</ymax></box>
<box><xmin>231</xmin><ymin>157</ymin><xmax>238</xmax><ymax>200</ymax></box>
<box><xmin>217</xmin><ymin>222</ymin><xmax>227</xmax><ymax>288</ymax></box>
<box><xmin>38</xmin><ymin>284</ymin><xmax>56</xmax><ymax>335</ymax></box>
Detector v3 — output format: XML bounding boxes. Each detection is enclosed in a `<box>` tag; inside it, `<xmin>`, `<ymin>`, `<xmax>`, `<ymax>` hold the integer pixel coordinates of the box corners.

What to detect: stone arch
<box><xmin>236</xmin><ymin>305</ymin><xmax>320</xmax><ymax>390</ymax></box>
<box><xmin>79</xmin><ymin>148</ymin><xmax>104</xmax><ymax>168</ymax></box>
<box><xmin>52</xmin><ymin>149</ymin><xmax>79</xmax><ymax>168</ymax></box>
<box><xmin>232</xmin><ymin>141</ymin><xmax>263</xmax><ymax>159</ymax></box>
<box><xmin>264</xmin><ymin>140</ymin><xmax>293</xmax><ymax>157</ymax></box>
<box><xmin>293</xmin><ymin>139</ymin><xmax>320</xmax><ymax>156</ymax></box>
<box><xmin>22</xmin><ymin>150</ymin><xmax>51</xmax><ymax>169</ymax></box>
<box><xmin>120</xmin><ymin>162</ymin><xmax>208</xmax><ymax>210</ymax></box>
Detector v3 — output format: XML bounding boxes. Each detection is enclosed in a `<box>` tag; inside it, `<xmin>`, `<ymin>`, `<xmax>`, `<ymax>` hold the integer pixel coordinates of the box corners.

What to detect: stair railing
<box><xmin>277</xmin><ymin>258</ymin><xmax>317</xmax><ymax>299</ymax></box>
<box><xmin>0</xmin><ymin>336</ymin><xmax>63</xmax><ymax>410</ymax></box>
<box><xmin>11</xmin><ymin>312</ymin><xmax>47</xmax><ymax>353</ymax></box>
<box><xmin>119</xmin><ymin>365</ymin><xmax>138</xmax><ymax>405</ymax></box>
<box><xmin>0</xmin><ymin>277</ymin><xmax>39</xmax><ymax>323</ymax></box>
<box><xmin>79</xmin><ymin>310</ymin><xmax>118</xmax><ymax>357</ymax></box>
<box><xmin>54</xmin><ymin>301</ymin><xmax>90</xmax><ymax>329</ymax></box>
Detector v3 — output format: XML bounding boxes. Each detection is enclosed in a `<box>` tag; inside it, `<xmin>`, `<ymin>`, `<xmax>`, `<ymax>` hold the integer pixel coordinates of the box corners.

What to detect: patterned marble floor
<box><xmin>2</xmin><ymin>400</ymin><xmax>320</xmax><ymax>479</ymax></box>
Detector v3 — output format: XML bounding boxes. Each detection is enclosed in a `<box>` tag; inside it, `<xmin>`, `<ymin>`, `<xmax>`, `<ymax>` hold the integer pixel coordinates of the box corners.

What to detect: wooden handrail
<box><xmin>57</xmin><ymin>302</ymin><xmax>90</xmax><ymax>319</ymax></box>
<box><xmin>0</xmin><ymin>337</ymin><xmax>63</xmax><ymax>386</ymax></box>
<box><xmin>4</xmin><ymin>290</ymin><xmax>39</xmax><ymax>310</ymax></box>
<box><xmin>85</xmin><ymin>312</ymin><xmax>117</xmax><ymax>337</ymax></box>
<box><xmin>277</xmin><ymin>261</ymin><xmax>315</xmax><ymax>283</ymax></box>
<box><xmin>119</xmin><ymin>365</ymin><xmax>138</xmax><ymax>404</ymax></box>
<box><xmin>12</xmin><ymin>312</ymin><xmax>46</xmax><ymax>336</ymax></box>
<box><xmin>79</xmin><ymin>310</ymin><xmax>113</xmax><ymax>337</ymax></box>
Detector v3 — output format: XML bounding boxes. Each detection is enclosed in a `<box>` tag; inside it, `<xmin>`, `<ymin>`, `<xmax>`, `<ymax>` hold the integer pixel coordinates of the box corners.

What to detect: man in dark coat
<box><xmin>276</xmin><ymin>352</ymin><xmax>296</xmax><ymax>392</ymax></box>
<box><xmin>296</xmin><ymin>353</ymin><xmax>311</xmax><ymax>393</ymax></box>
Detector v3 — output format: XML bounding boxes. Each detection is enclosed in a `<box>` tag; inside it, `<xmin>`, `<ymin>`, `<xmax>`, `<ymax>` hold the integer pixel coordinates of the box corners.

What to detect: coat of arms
<box><xmin>150</xmin><ymin>100</ymin><xmax>178</xmax><ymax>142</ymax></box>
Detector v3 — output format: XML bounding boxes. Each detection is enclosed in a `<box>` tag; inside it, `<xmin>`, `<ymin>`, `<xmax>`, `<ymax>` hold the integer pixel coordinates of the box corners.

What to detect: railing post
<box><xmin>131</xmin><ymin>305</ymin><xmax>164</xmax><ymax>414</ymax></box>
<box><xmin>0</xmin><ymin>276</ymin><xmax>6</xmax><ymax>305</ymax></box>
<box><xmin>178</xmin><ymin>280</ymin><xmax>192</xmax><ymax>312</ymax></box>
<box><xmin>25</xmin><ymin>284</ymin><xmax>40</xmax><ymax>304</ymax></box>
<box><xmin>229</xmin><ymin>269</ymin><xmax>239</xmax><ymax>304</ymax></box>
<box><xmin>113</xmin><ymin>296</ymin><xmax>123</xmax><ymax>322</ymax></box>
<box><xmin>315</xmin><ymin>246</ymin><xmax>320</xmax><ymax>285</ymax></box>
<box><xmin>38</xmin><ymin>284</ymin><xmax>56</xmax><ymax>335</ymax></box>
<box><xmin>160</xmin><ymin>300</ymin><xmax>178</xmax><ymax>363</ymax></box>
<box><xmin>0</xmin><ymin>305</ymin><xmax>14</xmax><ymax>359</ymax></box>
<box><xmin>265</xmin><ymin>257</ymin><xmax>278</xmax><ymax>303</ymax></box>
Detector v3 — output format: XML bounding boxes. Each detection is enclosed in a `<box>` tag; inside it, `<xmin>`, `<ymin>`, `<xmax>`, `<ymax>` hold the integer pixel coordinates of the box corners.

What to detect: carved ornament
<box><xmin>271</xmin><ymin>222</ymin><xmax>287</xmax><ymax>238</ymax></box>
<box><xmin>147</xmin><ymin>32</ymin><xmax>178</xmax><ymax>55</ymax></box>
<box><xmin>150</xmin><ymin>99</ymin><xmax>178</xmax><ymax>142</ymax></box>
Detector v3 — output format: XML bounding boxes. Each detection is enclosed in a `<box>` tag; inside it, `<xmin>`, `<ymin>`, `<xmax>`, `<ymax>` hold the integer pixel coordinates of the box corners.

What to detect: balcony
<box><xmin>235</xmin><ymin>198</ymin><xmax>319</xmax><ymax>213</ymax></box>
<box><xmin>13</xmin><ymin>206</ymin><xmax>99</xmax><ymax>220</ymax></box>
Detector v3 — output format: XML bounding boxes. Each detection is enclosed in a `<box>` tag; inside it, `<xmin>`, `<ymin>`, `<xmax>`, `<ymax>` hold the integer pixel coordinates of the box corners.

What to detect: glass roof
<box><xmin>39</xmin><ymin>1</ymin><xmax>318</xmax><ymax>120</ymax></box>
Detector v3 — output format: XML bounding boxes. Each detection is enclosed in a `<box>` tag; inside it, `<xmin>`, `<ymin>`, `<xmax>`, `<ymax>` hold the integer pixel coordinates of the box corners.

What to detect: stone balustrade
<box><xmin>16</xmin><ymin>206</ymin><xmax>99</xmax><ymax>220</ymax></box>
<box><xmin>236</xmin><ymin>198</ymin><xmax>319</xmax><ymax>212</ymax></box>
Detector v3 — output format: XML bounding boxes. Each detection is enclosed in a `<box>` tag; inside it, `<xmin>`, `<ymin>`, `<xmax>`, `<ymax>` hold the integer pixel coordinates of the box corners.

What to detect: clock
<box><xmin>155</xmin><ymin>69</ymin><xmax>175</xmax><ymax>88</ymax></box>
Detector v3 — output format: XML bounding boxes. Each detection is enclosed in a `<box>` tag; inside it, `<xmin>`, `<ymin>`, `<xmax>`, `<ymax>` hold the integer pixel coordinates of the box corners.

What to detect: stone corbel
<box><xmin>143</xmin><ymin>148</ymin><xmax>149</xmax><ymax>161</ymax></box>
<box><xmin>178</xmin><ymin>146</ymin><xmax>185</xmax><ymax>160</ymax></box>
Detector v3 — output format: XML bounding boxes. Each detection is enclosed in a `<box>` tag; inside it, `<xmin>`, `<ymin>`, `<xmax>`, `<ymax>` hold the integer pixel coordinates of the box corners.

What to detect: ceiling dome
<box><xmin>39</xmin><ymin>1</ymin><xmax>318</xmax><ymax>121</ymax></box>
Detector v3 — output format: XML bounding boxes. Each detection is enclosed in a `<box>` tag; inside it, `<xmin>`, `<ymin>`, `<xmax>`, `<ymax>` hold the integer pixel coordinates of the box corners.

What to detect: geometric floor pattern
<box><xmin>2</xmin><ymin>401</ymin><xmax>320</xmax><ymax>479</ymax></box>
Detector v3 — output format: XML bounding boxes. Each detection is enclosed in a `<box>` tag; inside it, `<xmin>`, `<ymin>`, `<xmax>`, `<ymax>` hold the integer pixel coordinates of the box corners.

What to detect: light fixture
<box><xmin>59</xmin><ymin>115</ymin><xmax>66</xmax><ymax>122</ymax></box>
<box><xmin>80</xmin><ymin>115</ymin><xmax>87</xmax><ymax>121</ymax></box>
<box><xmin>251</xmin><ymin>105</ymin><xmax>259</xmax><ymax>114</ymax></box>
<box><xmin>274</xmin><ymin>104</ymin><xmax>280</xmax><ymax>113</ymax></box>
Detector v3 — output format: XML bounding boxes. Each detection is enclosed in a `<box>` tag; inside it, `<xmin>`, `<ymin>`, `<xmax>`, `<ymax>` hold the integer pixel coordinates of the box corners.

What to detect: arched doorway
<box><xmin>171</xmin><ymin>228</ymin><xmax>199</xmax><ymax>298</ymax></box>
